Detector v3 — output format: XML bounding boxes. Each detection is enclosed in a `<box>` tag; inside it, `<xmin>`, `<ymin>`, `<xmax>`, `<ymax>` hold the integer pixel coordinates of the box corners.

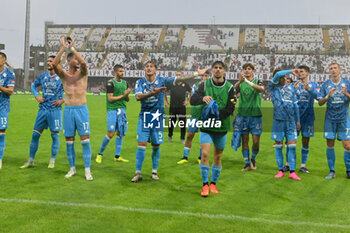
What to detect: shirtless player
<box><xmin>52</xmin><ymin>36</ymin><xmax>93</xmax><ymax>180</ymax></box>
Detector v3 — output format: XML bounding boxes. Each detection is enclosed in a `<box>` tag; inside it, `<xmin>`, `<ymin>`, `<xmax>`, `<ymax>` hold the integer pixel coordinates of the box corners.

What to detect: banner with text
<box><xmin>88</xmin><ymin>69</ymin><xmax>350</xmax><ymax>82</ymax></box>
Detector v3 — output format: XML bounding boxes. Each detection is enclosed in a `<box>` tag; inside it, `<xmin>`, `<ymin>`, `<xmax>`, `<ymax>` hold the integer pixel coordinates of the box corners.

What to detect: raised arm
<box><xmin>52</xmin><ymin>37</ymin><xmax>68</xmax><ymax>79</ymax></box>
<box><xmin>176</xmin><ymin>67</ymin><xmax>210</xmax><ymax>82</ymax></box>
<box><xmin>272</xmin><ymin>70</ymin><xmax>293</xmax><ymax>84</ymax></box>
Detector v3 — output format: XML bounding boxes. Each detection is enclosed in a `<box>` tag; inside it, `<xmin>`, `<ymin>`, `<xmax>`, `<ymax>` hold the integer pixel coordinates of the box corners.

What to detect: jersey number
<box><xmin>83</xmin><ymin>122</ymin><xmax>89</xmax><ymax>130</ymax></box>
<box><xmin>1</xmin><ymin>117</ymin><xmax>7</xmax><ymax>125</ymax></box>
<box><xmin>158</xmin><ymin>131</ymin><xmax>163</xmax><ymax>142</ymax></box>
<box><xmin>54</xmin><ymin>120</ymin><xmax>60</xmax><ymax>128</ymax></box>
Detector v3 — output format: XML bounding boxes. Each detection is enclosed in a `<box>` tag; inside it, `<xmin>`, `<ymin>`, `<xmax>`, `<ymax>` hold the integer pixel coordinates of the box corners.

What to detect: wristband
<box><xmin>70</xmin><ymin>47</ymin><xmax>76</xmax><ymax>52</ymax></box>
<box><xmin>193</xmin><ymin>72</ymin><xmax>199</xmax><ymax>77</ymax></box>
<box><xmin>244</xmin><ymin>78</ymin><xmax>254</xmax><ymax>87</ymax></box>
<box><xmin>325</xmin><ymin>94</ymin><xmax>330</xmax><ymax>100</ymax></box>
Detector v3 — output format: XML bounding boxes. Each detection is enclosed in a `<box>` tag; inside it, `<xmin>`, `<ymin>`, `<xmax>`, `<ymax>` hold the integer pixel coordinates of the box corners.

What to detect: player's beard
<box><xmin>213</xmin><ymin>75</ymin><xmax>223</xmax><ymax>81</ymax></box>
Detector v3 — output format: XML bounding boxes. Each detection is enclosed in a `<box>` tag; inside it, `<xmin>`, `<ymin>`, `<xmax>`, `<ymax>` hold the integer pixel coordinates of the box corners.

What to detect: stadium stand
<box><xmin>245</xmin><ymin>28</ymin><xmax>259</xmax><ymax>44</ymax></box>
<box><xmin>45</xmin><ymin>24</ymin><xmax>350</xmax><ymax>81</ymax></box>
<box><xmin>265</xmin><ymin>27</ymin><xmax>324</xmax><ymax>52</ymax></box>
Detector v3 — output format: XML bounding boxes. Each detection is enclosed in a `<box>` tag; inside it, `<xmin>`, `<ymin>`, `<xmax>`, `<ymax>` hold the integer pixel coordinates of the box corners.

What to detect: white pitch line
<box><xmin>0</xmin><ymin>197</ymin><xmax>349</xmax><ymax>229</ymax></box>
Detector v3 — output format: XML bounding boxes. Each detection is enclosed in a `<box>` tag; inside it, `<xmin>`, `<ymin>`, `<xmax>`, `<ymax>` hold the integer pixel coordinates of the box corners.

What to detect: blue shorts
<box><xmin>240</xmin><ymin>116</ymin><xmax>263</xmax><ymax>135</ymax></box>
<box><xmin>187</xmin><ymin>118</ymin><xmax>199</xmax><ymax>133</ymax></box>
<box><xmin>199</xmin><ymin>131</ymin><xmax>227</xmax><ymax>150</ymax></box>
<box><xmin>324</xmin><ymin>117</ymin><xmax>350</xmax><ymax>141</ymax></box>
<box><xmin>107</xmin><ymin>109</ymin><xmax>126</xmax><ymax>132</ymax></box>
<box><xmin>137</xmin><ymin>117</ymin><xmax>164</xmax><ymax>144</ymax></box>
<box><xmin>0</xmin><ymin>111</ymin><xmax>9</xmax><ymax>130</ymax></box>
<box><xmin>34</xmin><ymin>108</ymin><xmax>62</xmax><ymax>131</ymax></box>
<box><xmin>63</xmin><ymin>105</ymin><xmax>90</xmax><ymax>137</ymax></box>
<box><xmin>297</xmin><ymin>118</ymin><xmax>314</xmax><ymax>137</ymax></box>
<box><xmin>271</xmin><ymin>119</ymin><xmax>297</xmax><ymax>142</ymax></box>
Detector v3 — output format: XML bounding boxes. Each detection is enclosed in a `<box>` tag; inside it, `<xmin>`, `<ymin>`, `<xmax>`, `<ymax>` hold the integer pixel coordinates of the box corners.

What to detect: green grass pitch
<box><xmin>0</xmin><ymin>95</ymin><xmax>349</xmax><ymax>233</ymax></box>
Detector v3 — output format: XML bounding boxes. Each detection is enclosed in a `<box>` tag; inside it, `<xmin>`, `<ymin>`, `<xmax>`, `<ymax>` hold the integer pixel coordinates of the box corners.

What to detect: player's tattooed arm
<box><xmin>135</xmin><ymin>87</ymin><xmax>167</xmax><ymax>101</ymax></box>
<box><xmin>175</xmin><ymin>67</ymin><xmax>210</xmax><ymax>82</ymax></box>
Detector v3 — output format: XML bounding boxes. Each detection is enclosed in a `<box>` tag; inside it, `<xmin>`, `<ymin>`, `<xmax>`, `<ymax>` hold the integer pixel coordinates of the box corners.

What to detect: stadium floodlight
<box><xmin>23</xmin><ymin>0</ymin><xmax>30</xmax><ymax>90</ymax></box>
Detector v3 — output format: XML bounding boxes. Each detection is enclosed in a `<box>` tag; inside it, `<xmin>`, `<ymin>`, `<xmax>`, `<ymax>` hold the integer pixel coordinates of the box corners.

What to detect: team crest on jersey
<box><xmin>2</xmin><ymin>73</ymin><xmax>6</xmax><ymax>77</ymax></box>
<box><xmin>155</xmin><ymin>80</ymin><xmax>159</xmax><ymax>85</ymax></box>
<box><xmin>341</xmin><ymin>83</ymin><xmax>346</xmax><ymax>87</ymax></box>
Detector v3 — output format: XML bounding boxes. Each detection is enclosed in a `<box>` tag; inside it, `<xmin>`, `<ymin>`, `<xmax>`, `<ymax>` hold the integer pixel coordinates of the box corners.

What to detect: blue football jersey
<box><xmin>31</xmin><ymin>71</ymin><xmax>64</xmax><ymax>110</ymax></box>
<box><xmin>0</xmin><ymin>68</ymin><xmax>16</xmax><ymax>113</ymax></box>
<box><xmin>269</xmin><ymin>70</ymin><xmax>299</xmax><ymax>121</ymax></box>
<box><xmin>320</xmin><ymin>78</ymin><xmax>350</xmax><ymax>121</ymax></box>
<box><xmin>295</xmin><ymin>81</ymin><xmax>320</xmax><ymax>121</ymax></box>
<box><xmin>135</xmin><ymin>76</ymin><xmax>176</xmax><ymax>115</ymax></box>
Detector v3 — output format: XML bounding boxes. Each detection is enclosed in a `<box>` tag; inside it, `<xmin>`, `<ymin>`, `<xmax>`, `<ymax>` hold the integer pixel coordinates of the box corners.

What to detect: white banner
<box><xmin>88</xmin><ymin>69</ymin><xmax>350</xmax><ymax>82</ymax></box>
